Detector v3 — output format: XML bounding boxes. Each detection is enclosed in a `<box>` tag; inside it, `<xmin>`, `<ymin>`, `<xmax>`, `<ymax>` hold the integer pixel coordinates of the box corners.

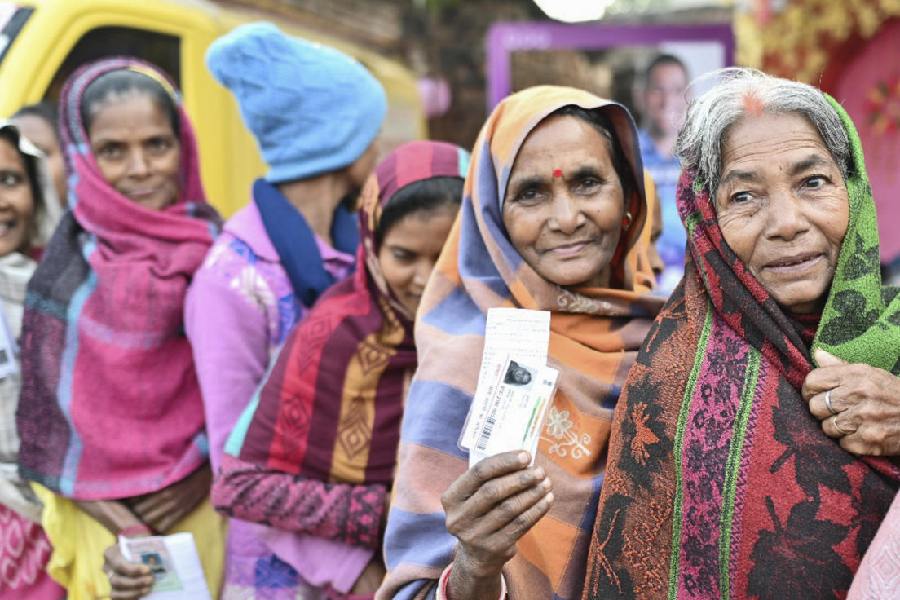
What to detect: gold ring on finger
<box><xmin>824</xmin><ymin>389</ymin><xmax>838</xmax><ymax>416</ymax></box>
<box><xmin>832</xmin><ymin>415</ymin><xmax>854</xmax><ymax>436</ymax></box>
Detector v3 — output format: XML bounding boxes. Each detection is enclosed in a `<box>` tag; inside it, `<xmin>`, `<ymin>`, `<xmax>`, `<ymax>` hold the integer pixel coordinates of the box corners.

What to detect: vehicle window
<box><xmin>44</xmin><ymin>26</ymin><xmax>180</xmax><ymax>101</ymax></box>
<box><xmin>0</xmin><ymin>3</ymin><xmax>33</xmax><ymax>66</ymax></box>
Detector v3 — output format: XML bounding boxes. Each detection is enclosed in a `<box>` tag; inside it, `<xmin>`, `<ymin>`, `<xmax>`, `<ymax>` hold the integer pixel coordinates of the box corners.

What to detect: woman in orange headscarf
<box><xmin>378</xmin><ymin>86</ymin><xmax>662</xmax><ymax>600</ymax></box>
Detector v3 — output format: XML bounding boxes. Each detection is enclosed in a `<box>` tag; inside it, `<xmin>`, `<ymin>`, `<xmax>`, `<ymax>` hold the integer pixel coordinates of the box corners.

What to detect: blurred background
<box><xmin>1</xmin><ymin>0</ymin><xmax>898</xmax><ymax>262</ymax></box>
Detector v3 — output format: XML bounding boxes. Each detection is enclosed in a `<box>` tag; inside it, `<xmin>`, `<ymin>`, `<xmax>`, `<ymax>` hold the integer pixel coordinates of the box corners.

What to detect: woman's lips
<box><xmin>124</xmin><ymin>188</ymin><xmax>159</xmax><ymax>199</ymax></box>
<box><xmin>763</xmin><ymin>252</ymin><xmax>825</xmax><ymax>274</ymax></box>
<box><xmin>545</xmin><ymin>240</ymin><xmax>591</xmax><ymax>258</ymax></box>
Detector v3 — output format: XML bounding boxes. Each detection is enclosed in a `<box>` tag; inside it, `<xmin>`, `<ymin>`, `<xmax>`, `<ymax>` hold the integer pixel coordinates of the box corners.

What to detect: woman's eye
<box><xmin>0</xmin><ymin>172</ymin><xmax>23</xmax><ymax>187</ymax></box>
<box><xmin>97</xmin><ymin>144</ymin><xmax>123</xmax><ymax>160</ymax></box>
<box><xmin>730</xmin><ymin>191</ymin><xmax>753</xmax><ymax>204</ymax></box>
<box><xmin>514</xmin><ymin>187</ymin><xmax>543</xmax><ymax>204</ymax></box>
<box><xmin>575</xmin><ymin>178</ymin><xmax>601</xmax><ymax>193</ymax></box>
<box><xmin>802</xmin><ymin>175</ymin><xmax>828</xmax><ymax>189</ymax></box>
<box><xmin>146</xmin><ymin>137</ymin><xmax>173</xmax><ymax>153</ymax></box>
<box><xmin>391</xmin><ymin>248</ymin><xmax>415</xmax><ymax>263</ymax></box>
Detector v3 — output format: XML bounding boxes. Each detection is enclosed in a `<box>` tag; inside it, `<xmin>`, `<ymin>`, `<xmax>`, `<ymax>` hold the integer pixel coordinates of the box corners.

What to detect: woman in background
<box><xmin>15</xmin><ymin>58</ymin><xmax>224</xmax><ymax>600</ymax></box>
<box><xmin>214</xmin><ymin>140</ymin><xmax>467</xmax><ymax>599</ymax></box>
<box><xmin>0</xmin><ymin>121</ymin><xmax>63</xmax><ymax>600</ymax></box>
<box><xmin>10</xmin><ymin>102</ymin><xmax>67</xmax><ymax>205</ymax></box>
<box><xmin>186</xmin><ymin>22</ymin><xmax>386</xmax><ymax>598</ymax></box>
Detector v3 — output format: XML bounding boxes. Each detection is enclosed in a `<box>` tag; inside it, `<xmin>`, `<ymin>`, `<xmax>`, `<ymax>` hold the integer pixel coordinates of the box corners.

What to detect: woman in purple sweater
<box><xmin>185</xmin><ymin>23</ymin><xmax>386</xmax><ymax>598</ymax></box>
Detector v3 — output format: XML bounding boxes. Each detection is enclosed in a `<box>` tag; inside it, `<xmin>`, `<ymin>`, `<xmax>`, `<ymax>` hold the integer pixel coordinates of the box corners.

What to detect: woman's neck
<box><xmin>276</xmin><ymin>174</ymin><xmax>350</xmax><ymax>246</ymax></box>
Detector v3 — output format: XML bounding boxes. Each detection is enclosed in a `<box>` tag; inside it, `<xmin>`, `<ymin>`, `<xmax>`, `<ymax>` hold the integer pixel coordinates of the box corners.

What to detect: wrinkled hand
<box><xmin>803</xmin><ymin>349</ymin><xmax>900</xmax><ymax>456</ymax></box>
<box><xmin>350</xmin><ymin>555</ymin><xmax>386</xmax><ymax>595</ymax></box>
<box><xmin>130</xmin><ymin>463</ymin><xmax>211</xmax><ymax>533</ymax></box>
<box><xmin>103</xmin><ymin>543</ymin><xmax>153</xmax><ymax>599</ymax></box>
<box><xmin>442</xmin><ymin>451</ymin><xmax>553</xmax><ymax>598</ymax></box>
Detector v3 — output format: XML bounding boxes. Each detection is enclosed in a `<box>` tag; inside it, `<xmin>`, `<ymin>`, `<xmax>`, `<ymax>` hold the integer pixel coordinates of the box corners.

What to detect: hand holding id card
<box><xmin>118</xmin><ymin>533</ymin><xmax>211</xmax><ymax>599</ymax></box>
<box><xmin>460</xmin><ymin>309</ymin><xmax>558</xmax><ymax>467</ymax></box>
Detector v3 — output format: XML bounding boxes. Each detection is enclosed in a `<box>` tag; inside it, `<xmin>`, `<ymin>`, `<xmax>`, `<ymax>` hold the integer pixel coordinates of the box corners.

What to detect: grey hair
<box><xmin>675</xmin><ymin>68</ymin><xmax>850</xmax><ymax>196</ymax></box>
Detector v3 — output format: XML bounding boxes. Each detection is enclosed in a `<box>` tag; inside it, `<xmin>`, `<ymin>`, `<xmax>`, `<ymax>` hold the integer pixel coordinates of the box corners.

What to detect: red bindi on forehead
<box><xmin>552</xmin><ymin>168</ymin><xmax>563</xmax><ymax>178</ymax></box>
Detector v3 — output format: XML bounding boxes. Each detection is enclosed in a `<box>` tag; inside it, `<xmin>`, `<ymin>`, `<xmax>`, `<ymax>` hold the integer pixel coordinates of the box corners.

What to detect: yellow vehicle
<box><xmin>0</xmin><ymin>0</ymin><xmax>425</xmax><ymax>215</ymax></box>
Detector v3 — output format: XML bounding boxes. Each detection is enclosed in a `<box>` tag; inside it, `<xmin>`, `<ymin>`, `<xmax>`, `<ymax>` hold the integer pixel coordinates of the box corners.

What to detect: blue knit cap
<box><xmin>206</xmin><ymin>22</ymin><xmax>387</xmax><ymax>183</ymax></box>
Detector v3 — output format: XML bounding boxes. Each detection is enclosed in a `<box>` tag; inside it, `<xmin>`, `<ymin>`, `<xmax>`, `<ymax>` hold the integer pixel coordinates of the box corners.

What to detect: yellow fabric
<box><xmin>628</xmin><ymin>171</ymin><xmax>660</xmax><ymax>294</ymax></box>
<box><xmin>33</xmin><ymin>484</ymin><xmax>225</xmax><ymax>600</ymax></box>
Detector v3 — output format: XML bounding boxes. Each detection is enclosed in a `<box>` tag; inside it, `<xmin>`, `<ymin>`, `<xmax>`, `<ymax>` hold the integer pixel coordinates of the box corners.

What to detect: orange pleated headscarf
<box><xmin>379</xmin><ymin>86</ymin><xmax>662</xmax><ymax>600</ymax></box>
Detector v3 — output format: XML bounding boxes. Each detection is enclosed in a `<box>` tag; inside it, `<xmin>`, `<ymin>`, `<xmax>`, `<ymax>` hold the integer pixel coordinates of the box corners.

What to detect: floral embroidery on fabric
<box><xmin>585</xmin><ymin>493</ymin><xmax>635</xmax><ymax>597</ymax></box>
<box><xmin>230</xmin><ymin>266</ymin><xmax>276</xmax><ymax>312</ymax></box>
<box><xmin>228</xmin><ymin>237</ymin><xmax>258</xmax><ymax>265</ymax></box>
<box><xmin>203</xmin><ymin>242</ymin><xmax>229</xmax><ymax>269</ymax></box>
<box><xmin>615</xmin><ymin>372</ymin><xmax>670</xmax><ymax>491</ymax></box>
<box><xmin>629</xmin><ymin>402</ymin><xmax>659</xmax><ymax>465</ymax></box>
<box><xmin>557</xmin><ymin>288</ymin><xmax>635</xmax><ymax>316</ymax></box>
<box><xmin>543</xmin><ymin>406</ymin><xmax>592</xmax><ymax>460</ymax></box>
<box><xmin>557</xmin><ymin>289</ymin><xmax>607</xmax><ymax>315</ymax></box>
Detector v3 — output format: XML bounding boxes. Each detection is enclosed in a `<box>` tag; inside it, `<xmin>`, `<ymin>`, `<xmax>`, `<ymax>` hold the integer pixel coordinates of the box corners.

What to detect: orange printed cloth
<box><xmin>378</xmin><ymin>86</ymin><xmax>662</xmax><ymax>600</ymax></box>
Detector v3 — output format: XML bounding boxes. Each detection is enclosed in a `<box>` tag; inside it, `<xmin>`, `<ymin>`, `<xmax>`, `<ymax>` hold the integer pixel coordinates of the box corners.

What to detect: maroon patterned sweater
<box><xmin>212</xmin><ymin>454</ymin><xmax>388</xmax><ymax>549</ymax></box>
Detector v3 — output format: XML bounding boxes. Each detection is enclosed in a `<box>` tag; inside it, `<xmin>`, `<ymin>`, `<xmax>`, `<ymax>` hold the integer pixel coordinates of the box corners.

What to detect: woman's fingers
<box><xmin>451</xmin><ymin>473</ymin><xmax>551</xmax><ymax>543</ymax></box>
<box><xmin>104</xmin><ymin>545</ymin><xmax>150</xmax><ymax>578</ymax></box>
<box><xmin>802</xmin><ymin>364</ymin><xmax>869</xmax><ymax>401</ymax></box>
<box><xmin>813</xmin><ymin>349</ymin><xmax>847</xmax><ymax>367</ymax></box>
<box><xmin>108</xmin><ymin>571</ymin><xmax>153</xmax><ymax>593</ymax></box>
<box><xmin>821</xmin><ymin>413</ymin><xmax>859</xmax><ymax>439</ymax></box>
<box><xmin>492</xmin><ymin>488</ymin><xmax>554</xmax><ymax>546</ymax></box>
<box><xmin>151</xmin><ymin>512</ymin><xmax>181</xmax><ymax>534</ymax></box>
<box><xmin>130</xmin><ymin>493</ymin><xmax>169</xmax><ymax>520</ymax></box>
<box><xmin>802</xmin><ymin>366</ymin><xmax>845</xmax><ymax>400</ymax></box>
<box><xmin>104</xmin><ymin>545</ymin><xmax>153</xmax><ymax>599</ymax></box>
<box><xmin>442</xmin><ymin>451</ymin><xmax>530</xmax><ymax>507</ymax></box>
<box><xmin>482</xmin><ymin>476</ymin><xmax>552</xmax><ymax>534</ymax></box>
<box><xmin>463</xmin><ymin>465</ymin><xmax>549</xmax><ymax>520</ymax></box>
<box><xmin>441</xmin><ymin>451</ymin><xmax>555</xmax><ymax>578</ymax></box>
<box><xmin>840</xmin><ymin>434</ymin><xmax>881</xmax><ymax>457</ymax></box>
<box><xmin>137</xmin><ymin>503</ymin><xmax>174</xmax><ymax>528</ymax></box>
<box><xmin>808</xmin><ymin>388</ymin><xmax>849</xmax><ymax>419</ymax></box>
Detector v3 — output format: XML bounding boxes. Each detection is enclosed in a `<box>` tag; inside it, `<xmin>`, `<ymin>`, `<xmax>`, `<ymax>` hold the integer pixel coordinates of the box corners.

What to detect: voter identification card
<box><xmin>460</xmin><ymin>308</ymin><xmax>551</xmax><ymax>451</ymax></box>
<box><xmin>467</xmin><ymin>356</ymin><xmax>558</xmax><ymax>467</ymax></box>
<box><xmin>118</xmin><ymin>533</ymin><xmax>211</xmax><ymax>599</ymax></box>
<box><xmin>120</xmin><ymin>537</ymin><xmax>182</xmax><ymax>593</ymax></box>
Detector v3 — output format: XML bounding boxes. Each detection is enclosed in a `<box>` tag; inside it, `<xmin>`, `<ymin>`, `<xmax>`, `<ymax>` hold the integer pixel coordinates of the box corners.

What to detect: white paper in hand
<box><xmin>118</xmin><ymin>533</ymin><xmax>211</xmax><ymax>600</ymax></box>
<box><xmin>467</xmin><ymin>356</ymin><xmax>558</xmax><ymax>467</ymax></box>
<box><xmin>460</xmin><ymin>308</ymin><xmax>556</xmax><ymax>466</ymax></box>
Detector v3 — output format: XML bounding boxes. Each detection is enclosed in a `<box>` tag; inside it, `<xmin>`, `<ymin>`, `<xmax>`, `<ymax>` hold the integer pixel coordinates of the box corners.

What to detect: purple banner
<box><xmin>486</xmin><ymin>21</ymin><xmax>735</xmax><ymax>110</ymax></box>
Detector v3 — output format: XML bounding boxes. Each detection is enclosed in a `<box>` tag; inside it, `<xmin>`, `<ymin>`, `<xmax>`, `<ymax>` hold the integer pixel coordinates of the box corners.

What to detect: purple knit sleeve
<box><xmin>185</xmin><ymin>263</ymin><xmax>270</xmax><ymax>473</ymax></box>
<box><xmin>212</xmin><ymin>454</ymin><xmax>387</xmax><ymax>549</ymax></box>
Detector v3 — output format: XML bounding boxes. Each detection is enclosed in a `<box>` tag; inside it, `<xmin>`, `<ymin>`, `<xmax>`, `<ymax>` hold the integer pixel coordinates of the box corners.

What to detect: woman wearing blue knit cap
<box><xmin>184</xmin><ymin>22</ymin><xmax>386</xmax><ymax>599</ymax></box>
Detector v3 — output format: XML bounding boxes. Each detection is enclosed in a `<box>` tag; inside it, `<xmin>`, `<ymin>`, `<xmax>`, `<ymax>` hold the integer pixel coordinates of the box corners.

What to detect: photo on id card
<box><xmin>474</xmin><ymin>360</ymin><xmax>539</xmax><ymax>452</ymax></box>
<box><xmin>502</xmin><ymin>360</ymin><xmax>534</xmax><ymax>387</ymax></box>
<box><xmin>124</xmin><ymin>538</ymin><xmax>183</xmax><ymax>592</ymax></box>
<box><xmin>467</xmin><ymin>356</ymin><xmax>558</xmax><ymax>468</ymax></box>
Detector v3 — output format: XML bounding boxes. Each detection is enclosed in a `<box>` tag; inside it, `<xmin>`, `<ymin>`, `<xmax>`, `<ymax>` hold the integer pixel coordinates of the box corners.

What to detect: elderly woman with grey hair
<box><xmin>581</xmin><ymin>68</ymin><xmax>900</xmax><ymax>599</ymax></box>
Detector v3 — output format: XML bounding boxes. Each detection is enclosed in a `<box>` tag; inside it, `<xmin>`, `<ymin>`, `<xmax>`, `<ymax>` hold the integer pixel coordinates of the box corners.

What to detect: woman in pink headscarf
<box><xmin>16</xmin><ymin>57</ymin><xmax>224</xmax><ymax>599</ymax></box>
